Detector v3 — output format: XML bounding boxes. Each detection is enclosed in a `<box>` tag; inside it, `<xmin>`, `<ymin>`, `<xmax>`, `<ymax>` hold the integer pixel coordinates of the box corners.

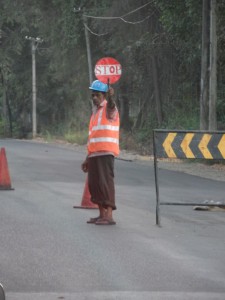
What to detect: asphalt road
<box><xmin>0</xmin><ymin>139</ymin><xmax>225</xmax><ymax>300</ymax></box>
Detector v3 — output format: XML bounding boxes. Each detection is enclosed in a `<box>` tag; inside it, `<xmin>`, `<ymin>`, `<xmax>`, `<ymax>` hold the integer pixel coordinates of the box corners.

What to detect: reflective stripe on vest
<box><xmin>90</xmin><ymin>124</ymin><xmax>119</xmax><ymax>133</ymax></box>
<box><xmin>89</xmin><ymin>137</ymin><xmax>119</xmax><ymax>144</ymax></box>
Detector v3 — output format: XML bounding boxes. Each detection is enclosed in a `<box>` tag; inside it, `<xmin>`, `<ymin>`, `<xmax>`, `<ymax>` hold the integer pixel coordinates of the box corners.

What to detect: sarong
<box><xmin>88</xmin><ymin>155</ymin><xmax>116</xmax><ymax>210</ymax></box>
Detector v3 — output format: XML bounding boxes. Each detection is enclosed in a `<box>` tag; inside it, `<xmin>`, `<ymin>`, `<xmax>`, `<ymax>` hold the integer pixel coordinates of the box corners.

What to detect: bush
<box><xmin>0</xmin><ymin>119</ymin><xmax>4</xmax><ymax>137</ymax></box>
<box><xmin>65</xmin><ymin>130</ymin><xmax>88</xmax><ymax>145</ymax></box>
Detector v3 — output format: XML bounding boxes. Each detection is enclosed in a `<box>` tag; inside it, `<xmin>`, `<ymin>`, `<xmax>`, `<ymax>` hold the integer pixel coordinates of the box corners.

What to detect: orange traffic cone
<box><xmin>0</xmin><ymin>147</ymin><xmax>14</xmax><ymax>190</ymax></box>
<box><xmin>0</xmin><ymin>282</ymin><xmax>5</xmax><ymax>300</ymax></box>
<box><xmin>73</xmin><ymin>176</ymin><xmax>98</xmax><ymax>209</ymax></box>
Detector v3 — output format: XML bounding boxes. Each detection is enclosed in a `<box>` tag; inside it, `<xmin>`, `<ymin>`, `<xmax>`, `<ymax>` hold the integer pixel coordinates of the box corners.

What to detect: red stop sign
<box><xmin>94</xmin><ymin>57</ymin><xmax>122</xmax><ymax>84</ymax></box>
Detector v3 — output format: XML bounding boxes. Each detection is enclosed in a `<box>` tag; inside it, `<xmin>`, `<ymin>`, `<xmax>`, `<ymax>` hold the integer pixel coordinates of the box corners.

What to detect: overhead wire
<box><xmin>83</xmin><ymin>1</ymin><xmax>153</xmax><ymax>36</ymax></box>
<box><xmin>84</xmin><ymin>23</ymin><xmax>108</xmax><ymax>36</ymax></box>
<box><xmin>83</xmin><ymin>1</ymin><xmax>152</xmax><ymax>21</ymax></box>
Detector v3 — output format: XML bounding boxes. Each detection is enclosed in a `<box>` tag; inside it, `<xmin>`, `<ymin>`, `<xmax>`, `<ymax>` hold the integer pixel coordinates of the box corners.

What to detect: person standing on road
<box><xmin>81</xmin><ymin>80</ymin><xmax>120</xmax><ymax>225</ymax></box>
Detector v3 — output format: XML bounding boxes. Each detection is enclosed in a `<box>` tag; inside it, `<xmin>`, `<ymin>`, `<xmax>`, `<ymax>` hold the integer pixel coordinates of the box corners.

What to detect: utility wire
<box><xmin>82</xmin><ymin>1</ymin><xmax>154</xmax><ymax>36</ymax></box>
<box><xmin>84</xmin><ymin>10</ymin><xmax>155</xmax><ymax>36</ymax></box>
<box><xmin>83</xmin><ymin>1</ymin><xmax>153</xmax><ymax>24</ymax></box>
<box><xmin>84</xmin><ymin>23</ymin><xmax>108</xmax><ymax>36</ymax></box>
<box><xmin>121</xmin><ymin>1</ymin><xmax>153</xmax><ymax>18</ymax></box>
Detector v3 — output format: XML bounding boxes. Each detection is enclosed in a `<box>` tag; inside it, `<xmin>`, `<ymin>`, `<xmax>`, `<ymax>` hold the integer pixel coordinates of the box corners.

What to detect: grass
<box><xmin>64</xmin><ymin>130</ymin><xmax>88</xmax><ymax>145</ymax></box>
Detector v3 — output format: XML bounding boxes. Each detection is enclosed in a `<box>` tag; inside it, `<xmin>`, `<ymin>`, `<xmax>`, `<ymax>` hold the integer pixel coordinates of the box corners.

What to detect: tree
<box><xmin>1</xmin><ymin>0</ymin><xmax>225</xmax><ymax>149</ymax></box>
<box><xmin>200</xmin><ymin>0</ymin><xmax>210</xmax><ymax>130</ymax></box>
<box><xmin>209</xmin><ymin>0</ymin><xmax>217</xmax><ymax>130</ymax></box>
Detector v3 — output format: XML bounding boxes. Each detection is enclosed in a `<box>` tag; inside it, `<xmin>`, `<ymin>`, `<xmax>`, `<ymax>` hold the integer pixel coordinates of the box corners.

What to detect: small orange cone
<box><xmin>0</xmin><ymin>282</ymin><xmax>5</xmax><ymax>300</ymax></box>
<box><xmin>0</xmin><ymin>147</ymin><xmax>14</xmax><ymax>190</ymax></box>
<box><xmin>73</xmin><ymin>176</ymin><xmax>98</xmax><ymax>209</ymax></box>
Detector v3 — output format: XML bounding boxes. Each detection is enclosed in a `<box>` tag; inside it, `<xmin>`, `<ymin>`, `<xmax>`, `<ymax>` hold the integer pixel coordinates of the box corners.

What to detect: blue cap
<box><xmin>89</xmin><ymin>80</ymin><xmax>108</xmax><ymax>92</ymax></box>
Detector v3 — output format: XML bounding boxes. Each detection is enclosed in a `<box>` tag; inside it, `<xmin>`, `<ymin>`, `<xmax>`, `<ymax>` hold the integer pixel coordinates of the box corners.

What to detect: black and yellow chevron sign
<box><xmin>154</xmin><ymin>130</ymin><xmax>225</xmax><ymax>159</ymax></box>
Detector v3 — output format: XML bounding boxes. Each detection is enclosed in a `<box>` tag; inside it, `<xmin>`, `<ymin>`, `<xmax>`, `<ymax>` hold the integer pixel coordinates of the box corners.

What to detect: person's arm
<box><xmin>106</xmin><ymin>87</ymin><xmax>118</xmax><ymax>120</ymax></box>
<box><xmin>107</xmin><ymin>87</ymin><xmax>116</xmax><ymax>109</ymax></box>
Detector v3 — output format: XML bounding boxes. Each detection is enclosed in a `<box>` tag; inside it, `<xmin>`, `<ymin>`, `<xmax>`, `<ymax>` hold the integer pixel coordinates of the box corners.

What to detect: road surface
<box><xmin>0</xmin><ymin>139</ymin><xmax>225</xmax><ymax>300</ymax></box>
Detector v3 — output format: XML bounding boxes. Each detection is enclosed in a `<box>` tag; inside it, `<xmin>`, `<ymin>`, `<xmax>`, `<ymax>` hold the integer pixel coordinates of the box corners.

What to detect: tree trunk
<box><xmin>119</xmin><ymin>95</ymin><xmax>131</xmax><ymax>130</ymax></box>
<box><xmin>209</xmin><ymin>0</ymin><xmax>217</xmax><ymax>130</ymax></box>
<box><xmin>6</xmin><ymin>89</ymin><xmax>12</xmax><ymax>137</ymax></box>
<box><xmin>0</xmin><ymin>69</ymin><xmax>9</xmax><ymax>136</ymax></box>
<box><xmin>200</xmin><ymin>0</ymin><xmax>210</xmax><ymax>130</ymax></box>
<box><xmin>133</xmin><ymin>94</ymin><xmax>154</xmax><ymax>130</ymax></box>
<box><xmin>152</xmin><ymin>55</ymin><xmax>163</xmax><ymax>126</ymax></box>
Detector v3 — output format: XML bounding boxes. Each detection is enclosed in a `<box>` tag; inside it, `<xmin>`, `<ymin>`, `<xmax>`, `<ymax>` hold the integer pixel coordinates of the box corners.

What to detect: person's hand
<box><xmin>107</xmin><ymin>87</ymin><xmax>116</xmax><ymax>108</ymax></box>
<box><xmin>81</xmin><ymin>159</ymin><xmax>88</xmax><ymax>173</ymax></box>
<box><xmin>108</xmin><ymin>87</ymin><xmax>114</xmax><ymax>97</ymax></box>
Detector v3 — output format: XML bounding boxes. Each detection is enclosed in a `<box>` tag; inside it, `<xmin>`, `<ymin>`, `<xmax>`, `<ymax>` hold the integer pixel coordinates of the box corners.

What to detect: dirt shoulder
<box><xmin>119</xmin><ymin>150</ymin><xmax>225</xmax><ymax>183</ymax></box>
<box><xmin>33</xmin><ymin>138</ymin><xmax>225</xmax><ymax>183</ymax></box>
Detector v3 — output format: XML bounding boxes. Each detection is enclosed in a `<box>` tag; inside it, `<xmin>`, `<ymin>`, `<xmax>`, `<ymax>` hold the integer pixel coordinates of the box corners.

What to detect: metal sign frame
<box><xmin>153</xmin><ymin>129</ymin><xmax>225</xmax><ymax>226</ymax></box>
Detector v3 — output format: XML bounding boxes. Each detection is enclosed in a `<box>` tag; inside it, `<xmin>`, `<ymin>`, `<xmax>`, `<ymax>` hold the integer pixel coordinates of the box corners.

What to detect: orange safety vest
<box><xmin>88</xmin><ymin>100</ymin><xmax>120</xmax><ymax>156</ymax></box>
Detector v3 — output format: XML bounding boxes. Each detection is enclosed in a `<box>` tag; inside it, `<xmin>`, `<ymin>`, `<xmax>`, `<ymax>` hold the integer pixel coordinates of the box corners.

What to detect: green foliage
<box><xmin>217</xmin><ymin>94</ymin><xmax>225</xmax><ymax>129</ymax></box>
<box><xmin>42</xmin><ymin>130</ymin><xmax>54</xmax><ymax>142</ymax></box>
<box><xmin>156</xmin><ymin>0</ymin><xmax>202</xmax><ymax>48</ymax></box>
<box><xmin>0</xmin><ymin>119</ymin><xmax>4</xmax><ymax>136</ymax></box>
<box><xmin>1</xmin><ymin>0</ymin><xmax>225</xmax><ymax>155</ymax></box>
<box><xmin>65</xmin><ymin>130</ymin><xmax>88</xmax><ymax>145</ymax></box>
<box><xmin>162</xmin><ymin>109</ymin><xmax>199</xmax><ymax>130</ymax></box>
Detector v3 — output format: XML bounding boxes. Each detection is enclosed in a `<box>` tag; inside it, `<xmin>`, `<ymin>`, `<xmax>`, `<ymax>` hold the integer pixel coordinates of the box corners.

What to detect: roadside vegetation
<box><xmin>0</xmin><ymin>1</ymin><xmax>225</xmax><ymax>156</ymax></box>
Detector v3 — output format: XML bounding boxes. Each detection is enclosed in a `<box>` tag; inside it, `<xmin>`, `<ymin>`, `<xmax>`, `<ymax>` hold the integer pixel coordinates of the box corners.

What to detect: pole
<box><xmin>83</xmin><ymin>15</ymin><xmax>93</xmax><ymax>85</ymax></box>
<box><xmin>73</xmin><ymin>8</ymin><xmax>93</xmax><ymax>84</ymax></box>
<box><xmin>31</xmin><ymin>40</ymin><xmax>37</xmax><ymax>138</ymax></box>
<box><xmin>153</xmin><ymin>131</ymin><xmax>161</xmax><ymax>226</ymax></box>
<box><xmin>25</xmin><ymin>36</ymin><xmax>43</xmax><ymax>138</ymax></box>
